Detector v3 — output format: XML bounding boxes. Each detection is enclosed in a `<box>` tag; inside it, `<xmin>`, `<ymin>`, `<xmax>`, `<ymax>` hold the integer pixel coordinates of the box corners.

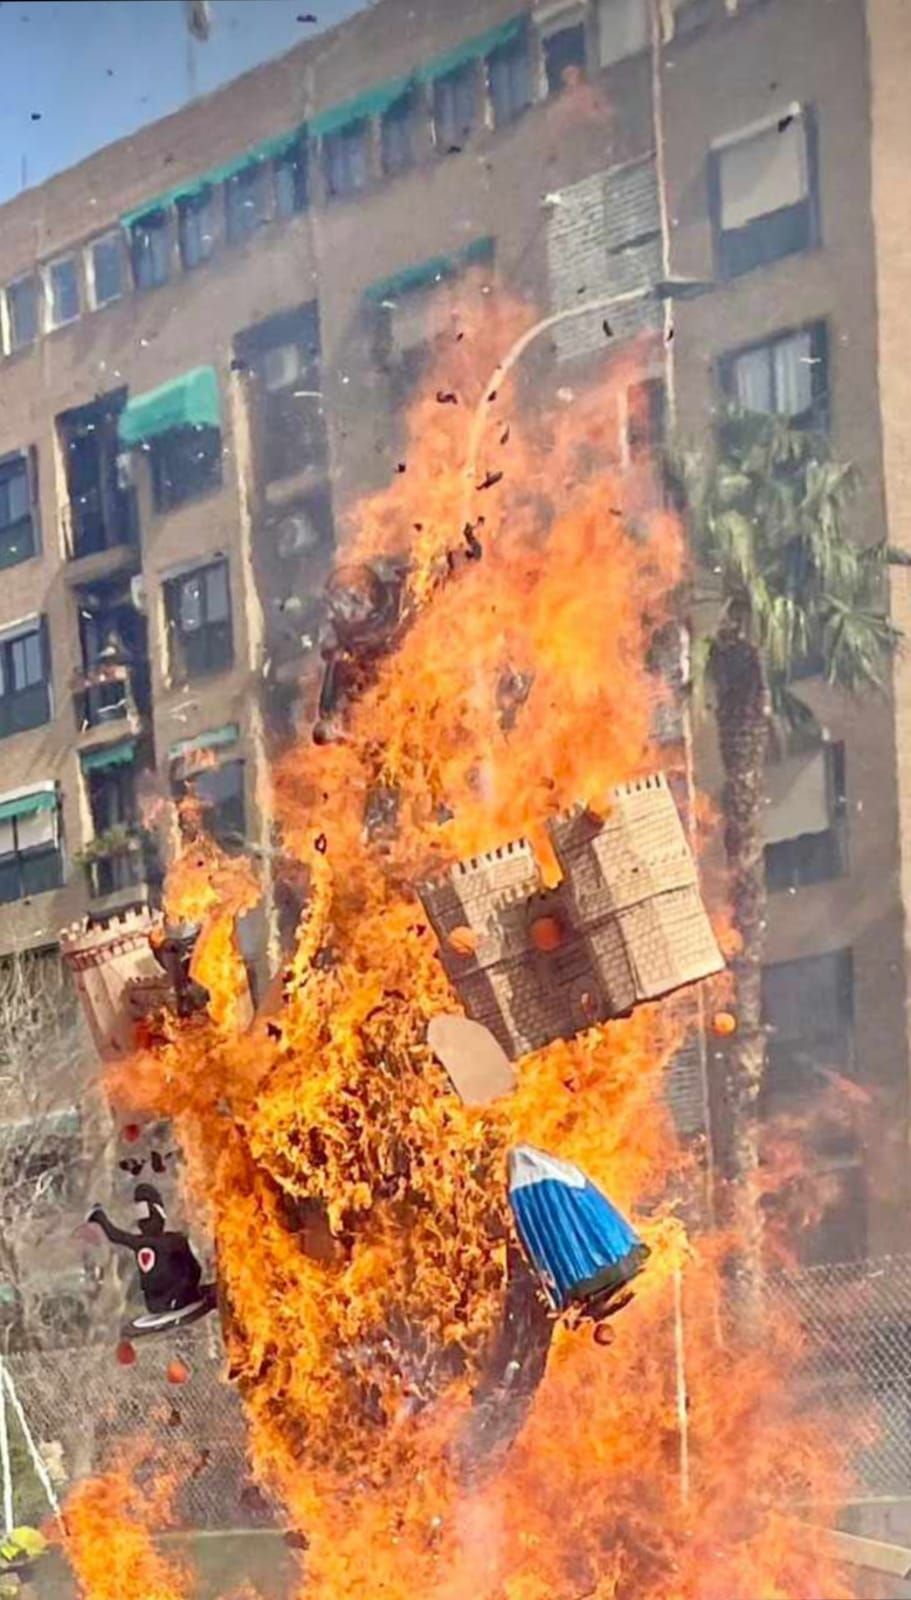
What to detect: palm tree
<box><xmin>675</xmin><ymin>407</ymin><xmax>907</xmax><ymax>1289</ymax></box>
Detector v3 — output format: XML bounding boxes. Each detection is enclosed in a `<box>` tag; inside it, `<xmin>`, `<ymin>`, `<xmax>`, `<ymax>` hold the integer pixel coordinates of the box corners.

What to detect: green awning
<box><xmin>121</xmin><ymin>126</ymin><xmax>306</xmax><ymax>230</ymax></box>
<box><xmin>0</xmin><ymin>789</ymin><xmax>56</xmax><ymax>825</ymax></box>
<box><xmin>364</xmin><ymin>236</ymin><xmax>496</xmax><ymax>304</ymax></box>
<box><xmin>169</xmin><ymin>722</ymin><xmax>239</xmax><ymax>763</ymax></box>
<box><xmin>80</xmin><ymin>738</ymin><xmax>136</xmax><ymax>774</ymax></box>
<box><xmin>417</xmin><ymin>16</ymin><xmax>524</xmax><ymax>84</ymax></box>
<box><xmin>311</xmin><ymin>75</ymin><xmax>414</xmax><ymax>139</ymax></box>
<box><xmin>118</xmin><ymin>367</ymin><xmax>220</xmax><ymax>448</ymax></box>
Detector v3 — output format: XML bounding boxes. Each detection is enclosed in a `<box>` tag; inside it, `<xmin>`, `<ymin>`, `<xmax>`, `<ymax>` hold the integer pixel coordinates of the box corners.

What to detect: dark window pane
<box><xmin>274</xmin><ymin>142</ymin><xmax>309</xmax><ymax>217</ymax></box>
<box><xmin>177</xmin><ymin>190</ymin><xmax>215</xmax><ymax>269</ymax></box>
<box><xmin>166</xmin><ymin>562</ymin><xmax>234</xmax><ymax>681</ymax></box>
<box><xmin>7</xmin><ymin>279</ymin><xmax>38</xmax><ymax>349</ymax></box>
<box><xmin>543</xmin><ymin>24</ymin><xmax>587</xmax><ymax>94</ymax></box>
<box><xmin>49</xmin><ymin>259</ymin><xmax>80</xmax><ymax>326</ymax></box>
<box><xmin>433</xmin><ymin>64</ymin><xmax>477</xmax><ymax>148</ymax></box>
<box><xmin>225</xmin><ymin>166</ymin><xmax>268</xmax><ymax>243</ymax></box>
<box><xmin>487</xmin><ymin>35</ymin><xmax>532</xmax><ymax>127</ymax></box>
<box><xmin>237</xmin><ymin>304</ymin><xmax>326</xmax><ymax>484</ymax></box>
<box><xmin>130</xmin><ymin>213</ymin><xmax>170</xmax><ymax>290</ymax></box>
<box><xmin>323</xmin><ymin>123</ymin><xmax>369</xmax><ymax>198</ymax></box>
<box><xmin>0</xmin><ymin>456</ymin><xmax>35</xmax><ymax>569</ymax></box>
<box><xmin>152</xmin><ymin>425</ymin><xmax>222</xmax><ymax>512</ymax></box>
<box><xmin>20</xmin><ymin>846</ymin><xmax>63</xmax><ymax>897</ymax></box>
<box><xmin>92</xmin><ymin>235</ymin><xmax>123</xmax><ymax>306</ymax></box>
<box><xmin>192</xmin><ymin>761</ymin><xmax>246</xmax><ymax>853</ymax></box>
<box><xmin>381</xmin><ymin>95</ymin><xmax>416</xmax><ymax>176</ymax></box>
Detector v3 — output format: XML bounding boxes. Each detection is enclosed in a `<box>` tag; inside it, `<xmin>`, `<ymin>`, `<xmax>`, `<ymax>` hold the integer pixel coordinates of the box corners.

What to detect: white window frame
<box><xmin>44</xmin><ymin>255</ymin><xmax>81</xmax><ymax>331</ymax></box>
<box><xmin>86</xmin><ymin>231</ymin><xmax>124</xmax><ymax>311</ymax></box>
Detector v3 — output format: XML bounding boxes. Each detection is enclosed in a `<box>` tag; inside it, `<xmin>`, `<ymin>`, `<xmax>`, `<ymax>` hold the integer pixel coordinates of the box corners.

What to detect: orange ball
<box><xmin>712</xmin><ymin>1010</ymin><xmax>737</xmax><ymax>1037</ymax></box>
<box><xmin>166</xmin><ymin>1359</ymin><xmax>190</xmax><ymax>1386</ymax></box>
<box><xmin>115</xmin><ymin>1340</ymin><xmax>136</xmax><ymax>1367</ymax></box>
<box><xmin>447</xmin><ymin>926</ymin><xmax>478</xmax><ymax>957</ymax></box>
<box><xmin>530</xmin><ymin>915</ymin><xmax>564</xmax><ymax>953</ymax></box>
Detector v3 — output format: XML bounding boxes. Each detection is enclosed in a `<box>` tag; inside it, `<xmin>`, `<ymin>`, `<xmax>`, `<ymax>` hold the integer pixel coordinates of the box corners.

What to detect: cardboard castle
<box><xmin>417</xmin><ymin>774</ymin><xmax>723</xmax><ymax>1062</ymax></box>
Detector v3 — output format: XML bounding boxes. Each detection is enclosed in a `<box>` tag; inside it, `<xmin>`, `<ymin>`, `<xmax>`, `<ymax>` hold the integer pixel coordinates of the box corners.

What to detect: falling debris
<box><xmin>436</xmin><ymin>390</ymin><xmax>458</xmax><ymax>405</ymax></box>
<box><xmin>603</xmin><ymin>319</ymin><xmax>613</xmax><ymax>338</ymax></box>
<box><xmin>476</xmin><ymin>469</ymin><xmax>503</xmax><ymax>491</ymax></box>
<box><xmin>778</xmin><ymin>112</ymin><xmax>794</xmax><ymax>132</ymax></box>
<box><xmin>508</xmin><ymin>1145</ymin><xmax>650</xmax><ymax>1322</ymax></box>
<box><xmin>297</xmin><ymin>10</ymin><xmax>318</xmax><ymax>19</ymax></box>
<box><xmin>500</xmin><ymin>423</ymin><xmax>511</xmax><ymax>445</ymax></box>
<box><xmin>428</xmin><ymin>1014</ymin><xmax>516</xmax><ymax>1106</ymax></box>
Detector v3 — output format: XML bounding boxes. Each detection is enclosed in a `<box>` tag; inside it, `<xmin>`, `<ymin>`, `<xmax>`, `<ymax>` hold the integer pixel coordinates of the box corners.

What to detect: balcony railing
<box><xmin>78</xmin><ymin>829</ymin><xmax>160</xmax><ymax>904</ymax></box>
<box><xmin>61</xmin><ymin>488</ymin><xmax>138</xmax><ymax>562</ymax></box>
<box><xmin>72</xmin><ymin>660</ymin><xmax>150</xmax><ymax>732</ymax></box>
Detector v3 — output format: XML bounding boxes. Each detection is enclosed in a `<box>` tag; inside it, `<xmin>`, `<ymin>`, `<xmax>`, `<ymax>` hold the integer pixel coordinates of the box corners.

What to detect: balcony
<box><xmin>72</xmin><ymin>658</ymin><xmax>150</xmax><ymax>737</ymax></box>
<box><xmin>76</xmin><ymin>826</ymin><xmax>160</xmax><ymax>913</ymax></box>
<box><xmin>61</xmin><ymin>490</ymin><xmax>139</xmax><ymax>576</ymax></box>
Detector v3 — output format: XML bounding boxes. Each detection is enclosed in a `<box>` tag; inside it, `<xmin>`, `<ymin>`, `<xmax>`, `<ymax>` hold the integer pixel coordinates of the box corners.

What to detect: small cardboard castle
<box><xmin>60</xmin><ymin>910</ymin><xmax>216</xmax><ymax>1061</ymax></box>
<box><xmin>417</xmin><ymin>774</ymin><xmax>723</xmax><ymax>1062</ymax></box>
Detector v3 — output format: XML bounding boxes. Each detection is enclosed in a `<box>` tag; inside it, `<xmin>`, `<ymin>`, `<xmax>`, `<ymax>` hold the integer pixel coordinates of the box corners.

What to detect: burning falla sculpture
<box><xmin>418</xmin><ymin>772</ymin><xmax>723</xmax><ymax>1064</ymax></box>
<box><xmin>60</xmin><ymin>909</ymin><xmax>212</xmax><ymax>1060</ymax></box>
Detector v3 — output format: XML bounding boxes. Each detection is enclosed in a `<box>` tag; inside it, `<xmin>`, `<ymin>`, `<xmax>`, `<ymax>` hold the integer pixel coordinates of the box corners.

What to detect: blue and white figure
<box><xmin>507</xmin><ymin>1145</ymin><xmax>649</xmax><ymax>1314</ymax></box>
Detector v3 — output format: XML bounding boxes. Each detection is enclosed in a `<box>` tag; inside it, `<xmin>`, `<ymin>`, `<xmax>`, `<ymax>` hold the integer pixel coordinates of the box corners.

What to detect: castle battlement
<box><xmin>418</xmin><ymin>772</ymin><xmax>723</xmax><ymax>1062</ymax></box>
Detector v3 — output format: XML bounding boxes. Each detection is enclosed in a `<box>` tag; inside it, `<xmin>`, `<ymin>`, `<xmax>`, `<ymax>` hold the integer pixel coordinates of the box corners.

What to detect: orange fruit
<box><xmin>166</xmin><ymin>1359</ymin><xmax>190</xmax><ymax>1385</ymax></box>
<box><xmin>530</xmin><ymin>915</ymin><xmax>564</xmax><ymax>953</ymax></box>
<box><xmin>447</xmin><ymin>926</ymin><xmax>478</xmax><ymax>957</ymax></box>
<box><xmin>712</xmin><ymin>1010</ymin><xmax>737</xmax><ymax>1037</ymax></box>
<box><xmin>122</xmin><ymin>1123</ymin><xmax>141</xmax><ymax>1144</ymax></box>
<box><xmin>115</xmin><ymin>1340</ymin><xmax>136</xmax><ymax>1367</ymax></box>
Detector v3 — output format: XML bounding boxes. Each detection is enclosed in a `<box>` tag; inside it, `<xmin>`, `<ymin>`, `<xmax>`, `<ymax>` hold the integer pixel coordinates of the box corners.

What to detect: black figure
<box><xmin>88</xmin><ymin>1184</ymin><xmax>204</xmax><ymax>1317</ymax></box>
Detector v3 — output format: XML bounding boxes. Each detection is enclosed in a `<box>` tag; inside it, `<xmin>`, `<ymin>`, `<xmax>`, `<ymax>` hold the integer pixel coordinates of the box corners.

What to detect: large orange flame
<box><xmin>81</xmin><ymin>283</ymin><xmax>859</xmax><ymax>1600</ymax></box>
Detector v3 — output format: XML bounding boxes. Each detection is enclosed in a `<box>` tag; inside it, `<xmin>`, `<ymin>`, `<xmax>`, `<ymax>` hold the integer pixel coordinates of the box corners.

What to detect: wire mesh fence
<box><xmin>6</xmin><ymin>1251</ymin><xmax>911</xmax><ymax>1538</ymax></box>
<box><xmin>5</xmin><ymin>1323</ymin><xmax>269</xmax><ymax>1531</ymax></box>
<box><xmin>764</xmin><ymin>1252</ymin><xmax>911</xmax><ymax>1497</ymax></box>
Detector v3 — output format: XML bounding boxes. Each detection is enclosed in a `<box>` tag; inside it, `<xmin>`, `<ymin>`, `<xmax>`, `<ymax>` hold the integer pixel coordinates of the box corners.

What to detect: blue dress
<box><xmin>507</xmin><ymin>1145</ymin><xmax>649</xmax><ymax>1313</ymax></box>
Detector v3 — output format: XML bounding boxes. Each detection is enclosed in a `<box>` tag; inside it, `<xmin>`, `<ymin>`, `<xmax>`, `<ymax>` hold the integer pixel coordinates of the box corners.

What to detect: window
<box><xmin>47</xmin><ymin>258</ymin><xmax>80</xmax><ymax>328</ymax></box>
<box><xmin>274</xmin><ymin>140</ymin><xmax>309</xmax><ymax>217</ymax></box>
<box><xmin>761</xmin><ymin>950</ymin><xmax>864</xmax><ymax>1265</ymax></box>
<box><xmin>627</xmin><ymin>378</ymin><xmax>666</xmax><ymax>461</ymax></box>
<box><xmin>130</xmin><ymin>212</ymin><xmax>170</xmax><ymax>290</ymax></box>
<box><xmin>596</xmin><ymin>0</ymin><xmax>649</xmax><ymax>66</ymax></box>
<box><xmin>711</xmin><ymin>109</ymin><xmax>818</xmax><ymax>279</ymax></box>
<box><xmin>89</xmin><ymin>232</ymin><xmax>123</xmax><ymax>307</ymax></box>
<box><xmin>177</xmin><ymin>189</ymin><xmax>215</xmax><ymax>270</ymax></box>
<box><xmin>0</xmin><ymin>622</ymin><xmax>51</xmax><ymax>738</ymax></box>
<box><xmin>59</xmin><ymin>390</ymin><xmax>136</xmax><ymax>558</ymax></box>
<box><xmin>381</xmin><ymin>92</ymin><xmax>418</xmax><ymax>176</ymax></box>
<box><xmin>225</xmin><ymin>165</ymin><xmax>269</xmax><ymax>243</ymax></box>
<box><xmin>541</xmin><ymin>12</ymin><xmax>588</xmax><ymax>95</ymax></box>
<box><xmin>487</xmin><ymin>29</ymin><xmax>532</xmax><ymax>127</ymax></box>
<box><xmin>179</xmin><ymin>760</ymin><xmax>246</xmax><ymax>854</ymax></box>
<box><xmin>763</xmin><ymin>742</ymin><xmax>846</xmax><ymax>893</ymax></box>
<box><xmin>236</xmin><ymin>304</ymin><xmax>326</xmax><ymax>484</ymax></box>
<box><xmin>151</xmin><ymin>426</ymin><xmax>222</xmax><ymax>512</ymax></box>
<box><xmin>720</xmin><ymin>323</ymin><xmax>829</xmax><ymax>432</ymax></box>
<box><xmin>323</xmin><ymin>122</ymin><xmax>370</xmax><ymax>199</ymax></box>
<box><xmin>0</xmin><ymin>795</ymin><xmax>62</xmax><ymax>904</ymax></box>
<box><xmin>6</xmin><ymin>277</ymin><xmax>38</xmax><ymax>350</ymax></box>
<box><xmin>0</xmin><ymin>452</ymin><xmax>37</xmax><ymax>569</ymax></box>
<box><xmin>432</xmin><ymin>64</ymin><xmax>478</xmax><ymax>150</ymax></box>
<box><xmin>88</xmin><ymin>764</ymin><xmax>136</xmax><ymax>835</ymax></box>
<box><xmin>165</xmin><ymin>561</ymin><xmax>233</xmax><ymax>680</ymax></box>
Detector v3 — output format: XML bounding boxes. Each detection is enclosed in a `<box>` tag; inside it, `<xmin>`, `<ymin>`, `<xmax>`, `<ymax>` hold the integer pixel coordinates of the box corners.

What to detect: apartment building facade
<box><xmin>0</xmin><ymin>0</ymin><xmax>903</xmax><ymax>1274</ymax></box>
